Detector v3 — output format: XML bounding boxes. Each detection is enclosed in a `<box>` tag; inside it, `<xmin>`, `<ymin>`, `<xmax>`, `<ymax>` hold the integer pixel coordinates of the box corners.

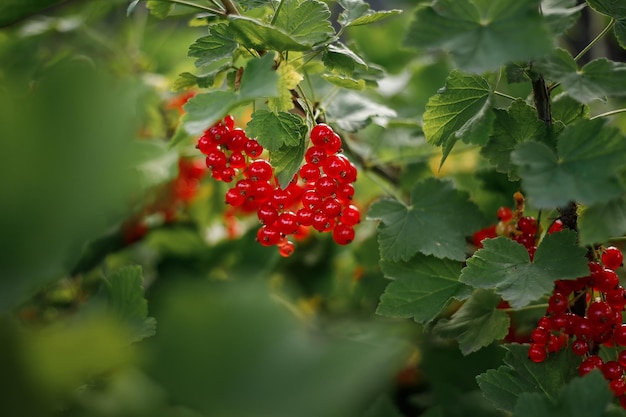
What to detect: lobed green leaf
<box><xmin>587</xmin><ymin>0</ymin><xmax>626</xmax><ymax>49</ymax></box>
<box><xmin>423</xmin><ymin>70</ymin><xmax>494</xmax><ymax>167</ymax></box>
<box><xmin>188</xmin><ymin>23</ymin><xmax>238</xmax><ymax>68</ymax></box>
<box><xmin>579</xmin><ymin>196</ymin><xmax>626</xmax><ymax>246</ymax></box>
<box><xmin>228</xmin><ymin>15</ymin><xmax>308</xmax><ymax>51</ymax></box>
<box><xmin>376</xmin><ymin>254</ymin><xmax>472</xmax><ymax>325</ymax></box>
<box><xmin>511</xmin><ymin>118</ymin><xmax>626</xmax><ymax>208</ymax></box>
<box><xmin>460</xmin><ymin>231</ymin><xmax>588</xmax><ymax>308</ymax></box>
<box><xmin>433</xmin><ymin>289</ymin><xmax>510</xmax><ymax>355</ymax></box>
<box><xmin>273</xmin><ymin>0</ymin><xmax>334</xmax><ymax>46</ymax></box>
<box><xmin>367</xmin><ymin>178</ymin><xmax>485</xmax><ymax>262</ymax></box>
<box><xmin>404</xmin><ymin>0</ymin><xmax>554</xmax><ymax>73</ymax></box>
<box><xmin>246</xmin><ymin>110</ymin><xmax>305</xmax><ymax>152</ymax></box>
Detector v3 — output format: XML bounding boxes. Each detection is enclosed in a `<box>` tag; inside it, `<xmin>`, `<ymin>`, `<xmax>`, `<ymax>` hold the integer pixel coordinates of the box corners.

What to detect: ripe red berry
<box><xmin>587</xmin><ymin>301</ymin><xmax>614</xmax><ymax>324</ymax></box>
<box><xmin>312</xmin><ymin>212</ymin><xmax>333</xmax><ymax>232</ymax></box>
<box><xmin>256</xmin><ymin>225</ymin><xmax>281</xmax><ymax>247</ymax></box>
<box><xmin>603</xmin><ymin>361</ymin><xmax>624</xmax><ymax>380</ymax></box>
<box><xmin>341</xmin><ymin>204</ymin><xmax>361</xmax><ymax>226</ymax></box>
<box><xmin>315</xmin><ymin>176</ymin><xmax>338</xmax><ymax>197</ymax></box>
<box><xmin>205</xmin><ymin>149</ymin><xmax>228</xmax><ymax>170</ymax></box>
<box><xmin>332</xmin><ymin>223</ymin><xmax>355</xmax><ymax>245</ymax></box>
<box><xmin>517</xmin><ymin>216</ymin><xmax>537</xmax><ymax>235</ymax></box>
<box><xmin>244</xmin><ymin>139</ymin><xmax>263</xmax><ymax>157</ymax></box>
<box><xmin>278</xmin><ymin>240</ymin><xmax>295</xmax><ymax>257</ymax></box>
<box><xmin>296</xmin><ymin>207</ymin><xmax>314</xmax><ymax>226</ymax></box>
<box><xmin>531</xmin><ymin>327</ymin><xmax>549</xmax><ymax>345</ymax></box>
<box><xmin>528</xmin><ymin>344</ymin><xmax>547</xmax><ymax>363</ymax></box>
<box><xmin>225</xmin><ymin>187</ymin><xmax>245</xmax><ymax>207</ymax></box>
<box><xmin>323</xmin><ymin>155</ymin><xmax>349</xmax><ymax>178</ymax></box>
<box><xmin>246</xmin><ymin>160</ymin><xmax>273</xmax><ymax>182</ymax></box>
<box><xmin>257</xmin><ymin>203</ymin><xmax>278</xmax><ymax>225</ymax></box>
<box><xmin>305</xmin><ymin>146</ymin><xmax>327</xmax><ymax>166</ymax></box>
<box><xmin>615</xmin><ymin>325</ymin><xmax>626</xmax><ymax>346</ymax></box>
<box><xmin>228</xmin><ymin>129</ymin><xmax>248</xmax><ymax>152</ymax></box>
<box><xmin>579</xmin><ymin>355</ymin><xmax>603</xmax><ymax>376</ymax></box>
<box><xmin>299</xmin><ymin>163</ymin><xmax>321</xmax><ymax>182</ymax></box>
<box><xmin>548</xmin><ymin>219</ymin><xmax>564</xmax><ymax>234</ymax></box>
<box><xmin>302</xmin><ymin>190</ymin><xmax>323</xmax><ymax>209</ymax></box>
<box><xmin>603</xmin><ymin>246</ymin><xmax>624</xmax><ymax>270</ymax></box>
<box><xmin>547</xmin><ymin>292</ymin><xmax>569</xmax><ymax>314</ymax></box>
<box><xmin>320</xmin><ymin>197</ymin><xmax>342</xmax><ymax>218</ymax></box>
<box><xmin>229</xmin><ymin>151</ymin><xmax>247</xmax><ymax>169</ymax></box>
<box><xmin>497</xmin><ymin>206</ymin><xmax>513</xmax><ymax>222</ymax></box>
<box><xmin>310</xmin><ymin>123</ymin><xmax>335</xmax><ymax>146</ymax></box>
<box><xmin>275</xmin><ymin>211</ymin><xmax>299</xmax><ymax>235</ymax></box>
<box><xmin>571</xmin><ymin>338</ymin><xmax>589</xmax><ymax>356</ymax></box>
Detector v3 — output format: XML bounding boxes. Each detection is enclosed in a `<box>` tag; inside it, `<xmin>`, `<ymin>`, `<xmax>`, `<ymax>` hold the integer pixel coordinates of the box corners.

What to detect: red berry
<box><xmin>229</xmin><ymin>152</ymin><xmax>247</xmax><ymax>169</ymax></box>
<box><xmin>320</xmin><ymin>197</ymin><xmax>342</xmax><ymax>218</ymax></box>
<box><xmin>217</xmin><ymin>166</ymin><xmax>236</xmax><ymax>183</ymax></box>
<box><xmin>275</xmin><ymin>211</ymin><xmax>299</xmax><ymax>235</ymax></box>
<box><xmin>225</xmin><ymin>187</ymin><xmax>245</xmax><ymax>206</ymax></box>
<box><xmin>341</xmin><ymin>205</ymin><xmax>361</xmax><ymax>226</ymax></box>
<box><xmin>615</xmin><ymin>325</ymin><xmax>626</xmax><ymax>346</ymax></box>
<box><xmin>587</xmin><ymin>301</ymin><xmax>614</xmax><ymax>324</ymax></box>
<box><xmin>531</xmin><ymin>327</ymin><xmax>549</xmax><ymax>345</ymax></box>
<box><xmin>611</xmin><ymin>378</ymin><xmax>626</xmax><ymax>396</ymax></box>
<box><xmin>270</xmin><ymin>188</ymin><xmax>292</xmax><ymax>210</ymax></box>
<box><xmin>278</xmin><ymin>240</ymin><xmax>295</xmax><ymax>257</ymax></box>
<box><xmin>205</xmin><ymin>149</ymin><xmax>228</xmax><ymax>170</ymax></box>
<box><xmin>497</xmin><ymin>206</ymin><xmax>513</xmax><ymax>222</ymax></box>
<box><xmin>472</xmin><ymin>225</ymin><xmax>497</xmax><ymax>248</ymax></box>
<box><xmin>208</xmin><ymin>124</ymin><xmax>230</xmax><ymax>145</ymax></box>
<box><xmin>315</xmin><ymin>176</ymin><xmax>338</xmax><ymax>197</ymax></box>
<box><xmin>299</xmin><ymin>163</ymin><xmax>321</xmax><ymax>182</ymax></box>
<box><xmin>603</xmin><ymin>361</ymin><xmax>624</xmax><ymax>380</ymax></box>
<box><xmin>302</xmin><ymin>190</ymin><xmax>323</xmax><ymax>210</ymax></box>
<box><xmin>246</xmin><ymin>160</ymin><xmax>273</xmax><ymax>182</ymax></box>
<box><xmin>603</xmin><ymin>246</ymin><xmax>624</xmax><ymax>270</ymax></box>
<box><xmin>257</xmin><ymin>203</ymin><xmax>278</xmax><ymax>225</ymax></box>
<box><xmin>571</xmin><ymin>338</ymin><xmax>589</xmax><ymax>356</ymax></box>
<box><xmin>296</xmin><ymin>207</ymin><xmax>314</xmax><ymax>226</ymax></box>
<box><xmin>312</xmin><ymin>212</ymin><xmax>333</xmax><ymax>232</ymax></box>
<box><xmin>547</xmin><ymin>292</ymin><xmax>569</xmax><ymax>314</ymax></box>
<box><xmin>332</xmin><ymin>223</ymin><xmax>355</xmax><ymax>245</ymax></box>
<box><xmin>223</xmin><ymin>114</ymin><xmax>235</xmax><ymax>130</ymax></box>
<box><xmin>336</xmin><ymin>182</ymin><xmax>355</xmax><ymax>203</ymax></box>
<box><xmin>323</xmin><ymin>133</ymin><xmax>342</xmax><ymax>154</ymax></box>
<box><xmin>548</xmin><ymin>219</ymin><xmax>564</xmax><ymax>234</ymax></box>
<box><xmin>323</xmin><ymin>155</ymin><xmax>349</xmax><ymax>178</ymax></box>
<box><xmin>517</xmin><ymin>216</ymin><xmax>537</xmax><ymax>235</ymax></box>
<box><xmin>256</xmin><ymin>225</ymin><xmax>281</xmax><ymax>247</ymax></box>
<box><xmin>244</xmin><ymin>139</ymin><xmax>263</xmax><ymax>157</ymax></box>
<box><xmin>528</xmin><ymin>344</ymin><xmax>547</xmax><ymax>363</ymax></box>
<box><xmin>579</xmin><ymin>355</ymin><xmax>603</xmax><ymax>376</ymax></box>
<box><xmin>596</xmin><ymin>268</ymin><xmax>620</xmax><ymax>292</ymax></box>
<box><xmin>310</xmin><ymin>123</ymin><xmax>334</xmax><ymax>146</ymax></box>
<box><xmin>228</xmin><ymin>129</ymin><xmax>248</xmax><ymax>152</ymax></box>
<box><xmin>305</xmin><ymin>146</ymin><xmax>327</xmax><ymax>166</ymax></box>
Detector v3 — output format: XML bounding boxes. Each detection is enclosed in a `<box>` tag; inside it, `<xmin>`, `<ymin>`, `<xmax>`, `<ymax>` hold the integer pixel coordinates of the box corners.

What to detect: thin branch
<box><xmin>574</xmin><ymin>18</ymin><xmax>615</xmax><ymax>62</ymax></box>
<box><xmin>270</xmin><ymin>0</ymin><xmax>285</xmax><ymax>25</ymax></box>
<box><xmin>220</xmin><ymin>0</ymin><xmax>240</xmax><ymax>15</ymax></box>
<box><xmin>590</xmin><ymin>108</ymin><xmax>626</xmax><ymax>120</ymax></box>
<box><xmin>494</xmin><ymin>90</ymin><xmax>518</xmax><ymax>101</ymax></box>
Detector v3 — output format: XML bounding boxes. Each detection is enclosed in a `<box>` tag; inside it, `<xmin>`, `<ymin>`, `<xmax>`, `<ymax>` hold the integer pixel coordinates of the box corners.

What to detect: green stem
<box><xmin>494</xmin><ymin>90</ymin><xmax>518</xmax><ymax>101</ymax></box>
<box><xmin>149</xmin><ymin>0</ymin><xmax>224</xmax><ymax>14</ymax></box>
<box><xmin>590</xmin><ymin>108</ymin><xmax>626</xmax><ymax>120</ymax></box>
<box><xmin>574</xmin><ymin>18</ymin><xmax>615</xmax><ymax>62</ymax></box>
<box><xmin>220</xmin><ymin>0</ymin><xmax>240</xmax><ymax>15</ymax></box>
<box><xmin>502</xmin><ymin>303</ymin><xmax>549</xmax><ymax>313</ymax></box>
<box><xmin>270</xmin><ymin>0</ymin><xmax>285</xmax><ymax>25</ymax></box>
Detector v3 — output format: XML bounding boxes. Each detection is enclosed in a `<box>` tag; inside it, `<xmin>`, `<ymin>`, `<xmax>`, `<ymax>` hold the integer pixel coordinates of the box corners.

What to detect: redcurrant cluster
<box><xmin>527</xmin><ymin>246</ymin><xmax>626</xmax><ymax>406</ymax></box>
<box><xmin>195</xmin><ymin>116</ymin><xmax>360</xmax><ymax>256</ymax></box>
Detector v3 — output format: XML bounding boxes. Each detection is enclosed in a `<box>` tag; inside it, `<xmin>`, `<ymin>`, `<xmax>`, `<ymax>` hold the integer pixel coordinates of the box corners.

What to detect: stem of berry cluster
<box><xmin>220</xmin><ymin>0</ymin><xmax>239</xmax><ymax>15</ymax></box>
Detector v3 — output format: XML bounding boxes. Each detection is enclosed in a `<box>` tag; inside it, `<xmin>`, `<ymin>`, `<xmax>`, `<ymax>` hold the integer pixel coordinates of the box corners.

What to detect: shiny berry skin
<box><xmin>611</xmin><ymin>378</ymin><xmax>626</xmax><ymax>396</ymax></box>
<box><xmin>228</xmin><ymin>129</ymin><xmax>248</xmax><ymax>152</ymax></box>
<box><xmin>225</xmin><ymin>187</ymin><xmax>245</xmax><ymax>207</ymax></box>
<box><xmin>302</xmin><ymin>190</ymin><xmax>323</xmax><ymax>209</ymax></box>
<box><xmin>341</xmin><ymin>205</ymin><xmax>361</xmax><ymax>226</ymax></box>
<box><xmin>587</xmin><ymin>301</ymin><xmax>614</xmax><ymax>324</ymax></box>
<box><xmin>596</xmin><ymin>268</ymin><xmax>620</xmax><ymax>292</ymax></box>
<box><xmin>257</xmin><ymin>204</ymin><xmax>278</xmax><ymax>225</ymax></box>
<box><xmin>332</xmin><ymin>223</ymin><xmax>355</xmax><ymax>245</ymax></box>
<box><xmin>619</xmin><ymin>350</ymin><xmax>626</xmax><ymax>367</ymax></box>
<box><xmin>205</xmin><ymin>149</ymin><xmax>228</xmax><ymax>170</ymax></box>
<box><xmin>320</xmin><ymin>198</ymin><xmax>342</xmax><ymax>218</ymax></box>
<box><xmin>323</xmin><ymin>133</ymin><xmax>342</xmax><ymax>154</ymax></box>
<box><xmin>323</xmin><ymin>155</ymin><xmax>349</xmax><ymax>178</ymax></box>
<box><xmin>547</xmin><ymin>292</ymin><xmax>569</xmax><ymax>314</ymax></box>
<box><xmin>497</xmin><ymin>206</ymin><xmax>513</xmax><ymax>222</ymax></box>
<box><xmin>603</xmin><ymin>246</ymin><xmax>624</xmax><ymax>270</ymax></box>
<box><xmin>310</xmin><ymin>124</ymin><xmax>334</xmax><ymax>146</ymax></box>
<box><xmin>603</xmin><ymin>361</ymin><xmax>624</xmax><ymax>380</ymax></box>
<box><xmin>270</xmin><ymin>188</ymin><xmax>292</xmax><ymax>210</ymax></box>
<box><xmin>244</xmin><ymin>139</ymin><xmax>263</xmax><ymax>157</ymax></box>
<box><xmin>336</xmin><ymin>183</ymin><xmax>355</xmax><ymax>203</ymax></box>
<box><xmin>197</xmin><ymin>134</ymin><xmax>217</xmax><ymax>154</ymax></box>
<box><xmin>251</xmin><ymin>181</ymin><xmax>273</xmax><ymax>204</ymax></box>
<box><xmin>517</xmin><ymin>216</ymin><xmax>537</xmax><ymax>235</ymax></box>
<box><xmin>256</xmin><ymin>225</ymin><xmax>281</xmax><ymax>246</ymax></box>
<box><xmin>548</xmin><ymin>219</ymin><xmax>564</xmax><ymax>234</ymax></box>
<box><xmin>579</xmin><ymin>355</ymin><xmax>603</xmax><ymax>376</ymax></box>
<box><xmin>531</xmin><ymin>327</ymin><xmax>549</xmax><ymax>345</ymax></box>
<box><xmin>229</xmin><ymin>152</ymin><xmax>247</xmax><ymax>169</ymax></box>
<box><xmin>305</xmin><ymin>146</ymin><xmax>327</xmax><ymax>166</ymax></box>
<box><xmin>218</xmin><ymin>166</ymin><xmax>236</xmax><ymax>182</ymax></box>
<box><xmin>296</xmin><ymin>207</ymin><xmax>314</xmax><ymax>226</ymax></box>
<box><xmin>246</xmin><ymin>160</ymin><xmax>273</xmax><ymax>182</ymax></box>
<box><xmin>528</xmin><ymin>344</ymin><xmax>546</xmax><ymax>363</ymax></box>
<box><xmin>299</xmin><ymin>163</ymin><xmax>320</xmax><ymax>182</ymax></box>
<box><xmin>275</xmin><ymin>211</ymin><xmax>299</xmax><ymax>235</ymax></box>
<box><xmin>571</xmin><ymin>338</ymin><xmax>589</xmax><ymax>356</ymax></box>
<box><xmin>315</xmin><ymin>176</ymin><xmax>338</xmax><ymax>197</ymax></box>
<box><xmin>312</xmin><ymin>212</ymin><xmax>333</xmax><ymax>232</ymax></box>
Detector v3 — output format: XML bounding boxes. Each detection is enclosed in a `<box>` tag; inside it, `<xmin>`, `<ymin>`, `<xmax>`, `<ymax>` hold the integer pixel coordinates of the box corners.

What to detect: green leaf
<box><xmin>322</xmin><ymin>74</ymin><xmax>366</xmax><ymax>90</ymax></box>
<box><xmin>322</xmin><ymin>42</ymin><xmax>367</xmax><ymax>75</ymax></box>
<box><xmin>579</xmin><ymin>196</ymin><xmax>626</xmax><ymax>246</ymax></box>
<box><xmin>423</xmin><ymin>70</ymin><xmax>494</xmax><ymax>166</ymax></box>
<box><xmin>511</xmin><ymin>119</ymin><xmax>626</xmax><ymax>208</ymax></box>
<box><xmin>404</xmin><ymin>0</ymin><xmax>554</xmax><ymax>73</ymax></box>
<box><xmin>434</xmin><ymin>289</ymin><xmax>510</xmax><ymax>355</ymax></box>
<box><xmin>460</xmin><ymin>231</ymin><xmax>588</xmax><ymax>308</ymax></box>
<box><xmin>104</xmin><ymin>266</ymin><xmax>156</xmax><ymax>341</ymax></box>
<box><xmin>273</xmin><ymin>0</ymin><xmax>334</xmax><ymax>46</ymax></box>
<box><xmin>362</xmin><ymin>396</ymin><xmax>404</xmax><ymax>417</ymax></box>
<box><xmin>188</xmin><ymin>23</ymin><xmax>238</xmax><ymax>68</ymax></box>
<box><xmin>183</xmin><ymin>90</ymin><xmax>239</xmax><ymax>135</ymax></box>
<box><xmin>513</xmin><ymin>371</ymin><xmax>613</xmax><ymax>417</ymax></box>
<box><xmin>132</xmin><ymin>140</ymin><xmax>179</xmax><ymax>190</ymax></box>
<box><xmin>587</xmin><ymin>0</ymin><xmax>626</xmax><ymax>49</ymax></box>
<box><xmin>239</xmin><ymin>53</ymin><xmax>280</xmax><ymax>100</ymax></box>
<box><xmin>228</xmin><ymin>15</ymin><xmax>309</xmax><ymax>51</ymax></box>
<box><xmin>172</xmin><ymin>70</ymin><xmax>223</xmax><ymax>92</ymax></box>
<box><xmin>477</xmin><ymin>344</ymin><xmax>580</xmax><ymax>412</ymax></box>
<box><xmin>325</xmin><ymin>91</ymin><xmax>396</xmax><ymax>132</ymax></box>
<box><xmin>480</xmin><ymin>100</ymin><xmax>547</xmax><ymax>180</ymax></box>
<box><xmin>246</xmin><ymin>110</ymin><xmax>306</xmax><ymax>151</ymax></box>
<box><xmin>146</xmin><ymin>0</ymin><xmax>174</xmax><ymax>19</ymax></box>
<box><xmin>542</xmin><ymin>0</ymin><xmax>586</xmax><ymax>35</ymax></box>
<box><xmin>338</xmin><ymin>0</ymin><xmax>402</xmax><ymax>27</ymax></box>
<box><xmin>535</xmin><ymin>48</ymin><xmax>626</xmax><ymax>103</ymax></box>
<box><xmin>367</xmin><ymin>178</ymin><xmax>485</xmax><ymax>262</ymax></box>
<box><xmin>551</xmin><ymin>93</ymin><xmax>589</xmax><ymax>125</ymax></box>
<box><xmin>376</xmin><ymin>254</ymin><xmax>472</xmax><ymax>325</ymax></box>
<box><xmin>271</xmin><ymin>139</ymin><xmax>307</xmax><ymax>188</ymax></box>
